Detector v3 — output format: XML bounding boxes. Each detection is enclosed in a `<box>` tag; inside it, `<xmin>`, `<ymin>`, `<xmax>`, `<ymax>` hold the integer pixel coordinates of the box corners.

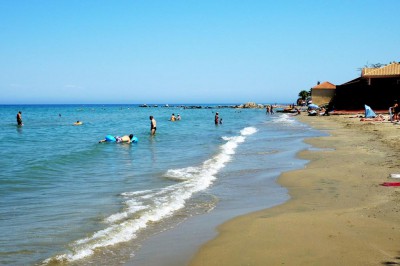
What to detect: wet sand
<box><xmin>189</xmin><ymin>114</ymin><xmax>400</xmax><ymax>265</ymax></box>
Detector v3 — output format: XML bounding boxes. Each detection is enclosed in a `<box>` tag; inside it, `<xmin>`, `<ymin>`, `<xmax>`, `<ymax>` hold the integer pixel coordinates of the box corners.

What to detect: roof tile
<box><xmin>312</xmin><ymin>81</ymin><xmax>336</xmax><ymax>89</ymax></box>
<box><xmin>362</xmin><ymin>62</ymin><xmax>400</xmax><ymax>77</ymax></box>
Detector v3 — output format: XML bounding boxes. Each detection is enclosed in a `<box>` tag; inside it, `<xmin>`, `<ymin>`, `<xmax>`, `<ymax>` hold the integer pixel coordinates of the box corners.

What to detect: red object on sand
<box><xmin>381</xmin><ymin>182</ymin><xmax>400</xmax><ymax>187</ymax></box>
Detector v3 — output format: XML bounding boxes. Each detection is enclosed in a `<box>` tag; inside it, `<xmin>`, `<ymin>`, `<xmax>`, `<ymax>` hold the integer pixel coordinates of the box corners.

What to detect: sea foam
<box><xmin>271</xmin><ymin>113</ymin><xmax>296</xmax><ymax>125</ymax></box>
<box><xmin>43</xmin><ymin>126</ymin><xmax>258</xmax><ymax>264</ymax></box>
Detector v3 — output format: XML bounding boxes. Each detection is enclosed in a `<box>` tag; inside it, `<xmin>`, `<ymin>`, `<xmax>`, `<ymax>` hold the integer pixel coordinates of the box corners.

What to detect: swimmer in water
<box><xmin>16</xmin><ymin>111</ymin><xmax>23</xmax><ymax>126</ymax></box>
<box><xmin>214</xmin><ymin>112</ymin><xmax>219</xmax><ymax>125</ymax></box>
<box><xmin>150</xmin><ymin>116</ymin><xmax>156</xmax><ymax>135</ymax></box>
<box><xmin>99</xmin><ymin>134</ymin><xmax>134</xmax><ymax>143</ymax></box>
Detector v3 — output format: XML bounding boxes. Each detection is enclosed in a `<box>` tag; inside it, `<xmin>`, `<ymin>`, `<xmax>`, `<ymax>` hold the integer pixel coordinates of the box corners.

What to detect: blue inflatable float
<box><xmin>103</xmin><ymin>135</ymin><xmax>138</xmax><ymax>143</ymax></box>
<box><xmin>105</xmin><ymin>135</ymin><xmax>116</xmax><ymax>142</ymax></box>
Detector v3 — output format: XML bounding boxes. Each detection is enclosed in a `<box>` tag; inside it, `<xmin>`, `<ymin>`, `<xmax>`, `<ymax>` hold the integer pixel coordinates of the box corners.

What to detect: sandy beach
<box><xmin>190</xmin><ymin>114</ymin><xmax>400</xmax><ymax>265</ymax></box>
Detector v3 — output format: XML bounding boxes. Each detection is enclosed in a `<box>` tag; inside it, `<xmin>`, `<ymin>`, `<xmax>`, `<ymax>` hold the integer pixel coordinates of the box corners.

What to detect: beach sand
<box><xmin>189</xmin><ymin>114</ymin><xmax>400</xmax><ymax>265</ymax></box>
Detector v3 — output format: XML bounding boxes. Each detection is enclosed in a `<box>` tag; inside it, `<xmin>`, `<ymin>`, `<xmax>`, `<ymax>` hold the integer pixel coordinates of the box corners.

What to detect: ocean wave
<box><xmin>271</xmin><ymin>114</ymin><xmax>296</xmax><ymax>125</ymax></box>
<box><xmin>240</xmin><ymin>127</ymin><xmax>258</xmax><ymax>135</ymax></box>
<box><xmin>42</xmin><ymin>126</ymin><xmax>258</xmax><ymax>264</ymax></box>
<box><xmin>164</xmin><ymin>166</ymin><xmax>201</xmax><ymax>181</ymax></box>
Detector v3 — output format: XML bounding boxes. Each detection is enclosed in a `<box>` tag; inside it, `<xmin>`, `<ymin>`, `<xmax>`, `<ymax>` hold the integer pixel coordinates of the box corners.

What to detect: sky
<box><xmin>0</xmin><ymin>0</ymin><xmax>399</xmax><ymax>104</ymax></box>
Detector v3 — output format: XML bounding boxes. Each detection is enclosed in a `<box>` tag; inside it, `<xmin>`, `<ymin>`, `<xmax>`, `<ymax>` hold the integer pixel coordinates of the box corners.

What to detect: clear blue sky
<box><xmin>1</xmin><ymin>0</ymin><xmax>399</xmax><ymax>104</ymax></box>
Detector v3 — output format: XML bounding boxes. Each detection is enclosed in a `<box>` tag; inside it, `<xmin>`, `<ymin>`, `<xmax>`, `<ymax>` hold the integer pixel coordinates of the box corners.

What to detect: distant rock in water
<box><xmin>242</xmin><ymin>102</ymin><xmax>264</xmax><ymax>108</ymax></box>
<box><xmin>138</xmin><ymin>103</ymin><xmax>267</xmax><ymax>109</ymax></box>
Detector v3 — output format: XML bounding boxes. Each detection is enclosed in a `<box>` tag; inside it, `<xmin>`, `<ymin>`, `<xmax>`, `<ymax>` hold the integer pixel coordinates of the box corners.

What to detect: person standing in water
<box><xmin>214</xmin><ymin>112</ymin><xmax>219</xmax><ymax>125</ymax></box>
<box><xmin>150</xmin><ymin>115</ymin><xmax>157</xmax><ymax>135</ymax></box>
<box><xmin>16</xmin><ymin>111</ymin><xmax>23</xmax><ymax>126</ymax></box>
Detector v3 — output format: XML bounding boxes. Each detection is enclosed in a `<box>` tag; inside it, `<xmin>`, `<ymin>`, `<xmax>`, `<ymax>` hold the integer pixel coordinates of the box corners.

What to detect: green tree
<box><xmin>298</xmin><ymin>90</ymin><xmax>309</xmax><ymax>100</ymax></box>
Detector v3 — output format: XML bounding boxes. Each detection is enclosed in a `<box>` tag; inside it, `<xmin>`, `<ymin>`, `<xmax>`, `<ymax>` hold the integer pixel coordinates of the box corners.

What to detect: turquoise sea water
<box><xmin>0</xmin><ymin>104</ymin><xmax>321</xmax><ymax>265</ymax></box>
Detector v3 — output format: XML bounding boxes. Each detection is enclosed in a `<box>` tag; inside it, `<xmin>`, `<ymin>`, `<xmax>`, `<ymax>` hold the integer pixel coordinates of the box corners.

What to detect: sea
<box><xmin>0</xmin><ymin>104</ymin><xmax>322</xmax><ymax>266</ymax></box>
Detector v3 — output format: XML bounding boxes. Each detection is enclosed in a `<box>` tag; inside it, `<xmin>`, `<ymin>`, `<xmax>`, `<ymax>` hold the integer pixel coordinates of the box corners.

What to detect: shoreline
<box><xmin>189</xmin><ymin>114</ymin><xmax>400</xmax><ymax>265</ymax></box>
<box><xmin>124</xmin><ymin>114</ymin><xmax>308</xmax><ymax>266</ymax></box>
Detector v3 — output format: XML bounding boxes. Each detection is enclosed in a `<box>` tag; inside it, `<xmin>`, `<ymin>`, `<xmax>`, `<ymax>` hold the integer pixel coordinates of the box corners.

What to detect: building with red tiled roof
<box><xmin>311</xmin><ymin>81</ymin><xmax>336</xmax><ymax>106</ymax></box>
<box><xmin>333</xmin><ymin>62</ymin><xmax>400</xmax><ymax>110</ymax></box>
<box><xmin>362</xmin><ymin>62</ymin><xmax>400</xmax><ymax>78</ymax></box>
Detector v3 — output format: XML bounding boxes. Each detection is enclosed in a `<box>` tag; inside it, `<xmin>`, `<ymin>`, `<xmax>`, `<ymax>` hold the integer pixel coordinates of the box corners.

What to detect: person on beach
<box><xmin>215</xmin><ymin>112</ymin><xmax>219</xmax><ymax>125</ymax></box>
<box><xmin>390</xmin><ymin>100</ymin><xmax>399</xmax><ymax>122</ymax></box>
<box><xmin>219</xmin><ymin>118</ymin><xmax>223</xmax><ymax>124</ymax></box>
<box><xmin>360</xmin><ymin>114</ymin><xmax>385</xmax><ymax>122</ymax></box>
<box><xmin>16</xmin><ymin>111</ymin><xmax>23</xmax><ymax>126</ymax></box>
<box><xmin>99</xmin><ymin>134</ymin><xmax>134</xmax><ymax>143</ymax></box>
<box><xmin>150</xmin><ymin>115</ymin><xmax>156</xmax><ymax>135</ymax></box>
<box><xmin>177</xmin><ymin>114</ymin><xmax>181</xmax><ymax>120</ymax></box>
<box><xmin>292</xmin><ymin>107</ymin><xmax>301</xmax><ymax>116</ymax></box>
<box><xmin>170</xmin><ymin>113</ymin><xmax>176</xmax><ymax>121</ymax></box>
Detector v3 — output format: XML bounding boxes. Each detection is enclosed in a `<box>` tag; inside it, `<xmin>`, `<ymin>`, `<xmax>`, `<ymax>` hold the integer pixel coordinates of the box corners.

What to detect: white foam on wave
<box><xmin>240</xmin><ymin>127</ymin><xmax>258</xmax><ymax>136</ymax></box>
<box><xmin>271</xmin><ymin>114</ymin><xmax>296</xmax><ymax>125</ymax></box>
<box><xmin>121</xmin><ymin>190</ymin><xmax>153</xmax><ymax>197</ymax></box>
<box><xmin>164</xmin><ymin>166</ymin><xmax>201</xmax><ymax>181</ymax></box>
<box><xmin>43</xmin><ymin>126</ymin><xmax>258</xmax><ymax>264</ymax></box>
<box><xmin>105</xmin><ymin>200</ymin><xmax>148</xmax><ymax>224</ymax></box>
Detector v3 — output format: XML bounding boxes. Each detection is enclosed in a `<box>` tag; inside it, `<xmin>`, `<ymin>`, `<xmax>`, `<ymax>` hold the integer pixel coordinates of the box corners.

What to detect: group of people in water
<box><xmin>99</xmin><ymin>112</ymin><xmax>223</xmax><ymax>142</ymax></box>
<box><xmin>16</xmin><ymin>111</ymin><xmax>224</xmax><ymax>143</ymax></box>
<box><xmin>99</xmin><ymin>115</ymin><xmax>157</xmax><ymax>143</ymax></box>
<box><xmin>169</xmin><ymin>113</ymin><xmax>181</xmax><ymax>121</ymax></box>
<box><xmin>265</xmin><ymin>105</ymin><xmax>274</xmax><ymax>115</ymax></box>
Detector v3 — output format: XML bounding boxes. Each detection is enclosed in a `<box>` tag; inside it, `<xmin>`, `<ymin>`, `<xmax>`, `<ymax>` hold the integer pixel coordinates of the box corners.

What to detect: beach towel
<box><xmin>381</xmin><ymin>182</ymin><xmax>400</xmax><ymax>187</ymax></box>
<box><xmin>389</xmin><ymin>173</ymin><xmax>400</xmax><ymax>179</ymax></box>
<box><xmin>364</xmin><ymin>105</ymin><xmax>377</xmax><ymax>118</ymax></box>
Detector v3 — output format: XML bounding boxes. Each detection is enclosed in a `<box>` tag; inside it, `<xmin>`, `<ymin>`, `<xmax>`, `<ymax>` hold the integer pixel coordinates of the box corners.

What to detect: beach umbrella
<box><xmin>364</xmin><ymin>104</ymin><xmax>376</xmax><ymax>118</ymax></box>
<box><xmin>308</xmin><ymin>104</ymin><xmax>319</xmax><ymax>109</ymax></box>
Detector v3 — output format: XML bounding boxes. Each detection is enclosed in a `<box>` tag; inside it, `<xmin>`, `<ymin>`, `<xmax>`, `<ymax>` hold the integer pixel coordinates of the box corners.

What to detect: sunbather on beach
<box><xmin>360</xmin><ymin>114</ymin><xmax>385</xmax><ymax>121</ymax></box>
